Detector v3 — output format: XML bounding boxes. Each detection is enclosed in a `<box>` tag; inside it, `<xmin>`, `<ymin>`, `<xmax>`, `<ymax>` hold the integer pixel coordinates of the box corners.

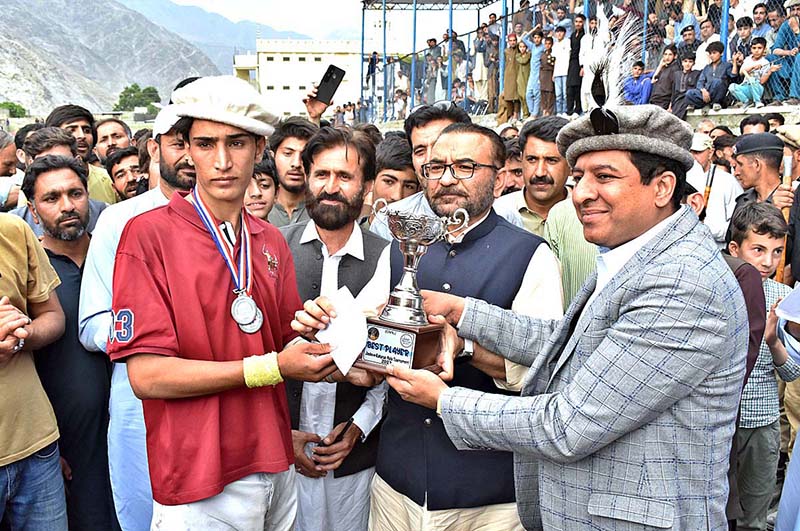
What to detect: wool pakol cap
<box><xmin>170</xmin><ymin>76</ymin><xmax>280</xmax><ymax>137</ymax></box>
<box><xmin>785</xmin><ymin>0</ymin><xmax>800</xmax><ymax>9</ymax></box>
<box><xmin>153</xmin><ymin>105</ymin><xmax>180</xmax><ymax>137</ymax></box>
<box><xmin>732</xmin><ymin>132</ymin><xmax>784</xmax><ymax>156</ymax></box>
<box><xmin>556</xmin><ymin>104</ymin><xmax>695</xmax><ymax>171</ymax></box>
<box><xmin>775</xmin><ymin>125</ymin><xmax>800</xmax><ymax>150</ymax></box>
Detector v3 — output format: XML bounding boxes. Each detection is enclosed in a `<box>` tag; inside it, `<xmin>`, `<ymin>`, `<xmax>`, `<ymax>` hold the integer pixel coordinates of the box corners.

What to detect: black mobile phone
<box><xmin>316</xmin><ymin>65</ymin><xmax>346</xmax><ymax>105</ymax></box>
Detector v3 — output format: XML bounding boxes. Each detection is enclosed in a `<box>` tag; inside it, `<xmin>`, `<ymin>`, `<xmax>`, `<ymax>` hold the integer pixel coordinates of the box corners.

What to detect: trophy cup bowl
<box><xmin>355</xmin><ymin>201</ymin><xmax>469</xmax><ymax>374</ymax></box>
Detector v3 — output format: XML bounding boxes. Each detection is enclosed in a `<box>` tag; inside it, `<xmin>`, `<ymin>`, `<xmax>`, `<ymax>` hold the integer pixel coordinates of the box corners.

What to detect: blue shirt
<box><xmin>674</xmin><ymin>13</ymin><xmax>700</xmax><ymax>42</ymax></box>
<box><xmin>522</xmin><ymin>35</ymin><xmax>545</xmax><ymax>85</ymax></box>
<box><xmin>623</xmin><ymin>72</ymin><xmax>654</xmax><ymax>104</ymax></box>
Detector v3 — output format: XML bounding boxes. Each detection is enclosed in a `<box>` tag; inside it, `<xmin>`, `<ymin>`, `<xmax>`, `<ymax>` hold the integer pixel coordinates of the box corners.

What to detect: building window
<box><xmin>299</xmin><ymin>85</ymin><xmax>306</xmax><ymax>90</ymax></box>
<box><xmin>314</xmin><ymin>57</ymin><xmax>322</xmax><ymax>62</ymax></box>
<box><xmin>283</xmin><ymin>57</ymin><xmax>290</xmax><ymax>62</ymax></box>
<box><xmin>266</xmin><ymin>56</ymin><xmax>274</xmax><ymax>62</ymax></box>
<box><xmin>283</xmin><ymin>86</ymin><xmax>290</xmax><ymax>90</ymax></box>
<box><xmin>266</xmin><ymin>85</ymin><xmax>275</xmax><ymax>90</ymax></box>
<box><xmin>299</xmin><ymin>57</ymin><xmax>306</xmax><ymax>62</ymax></box>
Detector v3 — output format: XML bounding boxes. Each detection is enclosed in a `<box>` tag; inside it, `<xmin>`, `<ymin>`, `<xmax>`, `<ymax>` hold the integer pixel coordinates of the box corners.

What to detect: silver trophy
<box><xmin>355</xmin><ymin>199</ymin><xmax>469</xmax><ymax>373</ymax></box>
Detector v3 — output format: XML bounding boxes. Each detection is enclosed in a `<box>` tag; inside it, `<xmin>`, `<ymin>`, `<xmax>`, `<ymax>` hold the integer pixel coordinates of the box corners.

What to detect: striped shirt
<box><xmin>740</xmin><ymin>278</ymin><xmax>800</xmax><ymax>428</ymax></box>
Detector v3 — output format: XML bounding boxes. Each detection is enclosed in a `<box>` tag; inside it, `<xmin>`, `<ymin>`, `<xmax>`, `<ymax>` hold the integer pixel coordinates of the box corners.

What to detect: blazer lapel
<box><xmin>544</xmin><ymin>207</ymin><xmax>700</xmax><ymax>388</ymax></box>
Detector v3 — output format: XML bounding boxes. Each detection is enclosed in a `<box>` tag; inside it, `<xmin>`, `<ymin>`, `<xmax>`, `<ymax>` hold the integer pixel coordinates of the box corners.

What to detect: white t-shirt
<box><xmin>742</xmin><ymin>56</ymin><xmax>770</xmax><ymax>80</ymax></box>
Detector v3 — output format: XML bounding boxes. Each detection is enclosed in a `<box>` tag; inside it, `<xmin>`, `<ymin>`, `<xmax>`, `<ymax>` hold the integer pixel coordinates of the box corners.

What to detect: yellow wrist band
<box><xmin>243</xmin><ymin>352</ymin><xmax>283</xmax><ymax>388</ymax></box>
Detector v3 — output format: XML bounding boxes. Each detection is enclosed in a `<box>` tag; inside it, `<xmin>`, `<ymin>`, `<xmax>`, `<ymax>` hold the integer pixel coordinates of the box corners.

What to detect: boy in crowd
<box><xmin>364</xmin><ymin>135</ymin><xmax>420</xmax><ymax>227</ymax></box>
<box><xmin>672</xmin><ymin>53</ymin><xmax>701</xmax><ymax>119</ymax></box>
<box><xmin>623</xmin><ymin>61</ymin><xmax>653</xmax><ymax>105</ymax></box>
<box><xmin>243</xmin><ymin>158</ymin><xmax>279</xmax><ymax>221</ymax></box>
<box><xmin>728</xmin><ymin>202</ymin><xmax>800</xmax><ymax>531</ymax></box>
<box><xmin>540</xmin><ymin>36</ymin><xmax>556</xmax><ymax>116</ymax></box>
<box><xmin>685</xmin><ymin>41</ymin><xmax>736</xmax><ymax>112</ymax></box>
<box><xmin>729</xmin><ymin>37</ymin><xmax>781</xmax><ymax>108</ymax></box>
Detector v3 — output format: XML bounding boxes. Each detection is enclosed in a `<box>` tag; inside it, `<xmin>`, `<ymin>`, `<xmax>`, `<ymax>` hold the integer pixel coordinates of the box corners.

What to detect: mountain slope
<box><xmin>0</xmin><ymin>0</ymin><xmax>221</xmax><ymax>115</ymax></box>
<box><xmin>118</xmin><ymin>0</ymin><xmax>310</xmax><ymax>72</ymax></box>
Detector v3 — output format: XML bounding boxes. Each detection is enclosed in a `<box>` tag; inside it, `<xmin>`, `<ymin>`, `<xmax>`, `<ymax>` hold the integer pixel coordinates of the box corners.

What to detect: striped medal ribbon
<box><xmin>189</xmin><ymin>187</ymin><xmax>263</xmax><ymax>333</ymax></box>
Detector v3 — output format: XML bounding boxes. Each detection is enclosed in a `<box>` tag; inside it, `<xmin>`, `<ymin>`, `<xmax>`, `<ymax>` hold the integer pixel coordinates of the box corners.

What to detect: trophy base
<box><xmin>354</xmin><ymin>317</ymin><xmax>442</xmax><ymax>375</ymax></box>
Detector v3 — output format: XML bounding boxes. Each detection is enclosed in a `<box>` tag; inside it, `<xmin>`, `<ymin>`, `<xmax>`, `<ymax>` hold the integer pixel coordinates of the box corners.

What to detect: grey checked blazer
<box><xmin>440</xmin><ymin>206</ymin><xmax>748</xmax><ymax>530</ymax></box>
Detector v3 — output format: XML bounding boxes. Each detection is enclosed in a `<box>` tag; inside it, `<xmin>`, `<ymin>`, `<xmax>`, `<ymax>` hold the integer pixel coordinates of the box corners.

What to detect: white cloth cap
<box><xmin>153</xmin><ymin>105</ymin><xmax>181</xmax><ymax>137</ymax></box>
<box><xmin>170</xmin><ymin>76</ymin><xmax>280</xmax><ymax>137</ymax></box>
<box><xmin>690</xmin><ymin>133</ymin><xmax>713</xmax><ymax>152</ymax></box>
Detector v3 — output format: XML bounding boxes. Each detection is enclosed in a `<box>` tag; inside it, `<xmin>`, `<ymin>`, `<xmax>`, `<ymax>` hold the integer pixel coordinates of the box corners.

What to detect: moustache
<box><xmin>529</xmin><ymin>176</ymin><xmax>555</xmax><ymax>186</ymax></box>
<box><xmin>175</xmin><ymin>161</ymin><xmax>194</xmax><ymax>173</ymax></box>
<box><xmin>315</xmin><ymin>192</ymin><xmax>348</xmax><ymax>204</ymax></box>
<box><xmin>57</xmin><ymin>212</ymin><xmax>81</xmax><ymax>224</ymax></box>
<box><xmin>432</xmin><ymin>189</ymin><xmax>469</xmax><ymax>200</ymax></box>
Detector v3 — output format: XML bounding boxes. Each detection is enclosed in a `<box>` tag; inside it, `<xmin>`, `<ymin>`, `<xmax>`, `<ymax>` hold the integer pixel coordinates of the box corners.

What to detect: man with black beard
<box><xmin>78</xmin><ymin>105</ymin><xmax>195</xmax><ymax>531</ymax></box>
<box><xmin>279</xmin><ymin>127</ymin><xmax>390</xmax><ymax>531</ymax></box>
<box><xmin>22</xmin><ymin>155</ymin><xmax>119</xmax><ymax>530</ymax></box>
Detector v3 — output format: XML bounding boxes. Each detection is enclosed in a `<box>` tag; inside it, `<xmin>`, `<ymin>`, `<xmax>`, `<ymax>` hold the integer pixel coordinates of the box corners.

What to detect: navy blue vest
<box><xmin>377</xmin><ymin>210</ymin><xmax>545</xmax><ymax>510</ymax></box>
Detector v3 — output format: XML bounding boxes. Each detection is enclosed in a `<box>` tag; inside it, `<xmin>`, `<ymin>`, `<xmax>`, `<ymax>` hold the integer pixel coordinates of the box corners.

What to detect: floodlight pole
<box><xmin>642</xmin><ymin>0</ymin><xmax>648</xmax><ymax>63</ymax></box>
<box><xmin>499</xmin><ymin>0</ymin><xmax>507</xmax><ymax>95</ymax></box>
<box><xmin>360</xmin><ymin>3</ymin><xmax>366</xmax><ymax>108</ymax></box>
<box><xmin>382</xmin><ymin>0</ymin><xmax>388</xmax><ymax>121</ymax></box>
<box><xmin>447</xmin><ymin>0</ymin><xmax>454</xmax><ymax>100</ymax></box>
<box><xmin>411</xmin><ymin>0</ymin><xmax>418</xmax><ymax>108</ymax></box>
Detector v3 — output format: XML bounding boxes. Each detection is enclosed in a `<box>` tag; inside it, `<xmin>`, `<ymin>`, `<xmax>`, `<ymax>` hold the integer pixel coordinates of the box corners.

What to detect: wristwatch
<box><xmin>455</xmin><ymin>338</ymin><xmax>474</xmax><ymax>365</ymax></box>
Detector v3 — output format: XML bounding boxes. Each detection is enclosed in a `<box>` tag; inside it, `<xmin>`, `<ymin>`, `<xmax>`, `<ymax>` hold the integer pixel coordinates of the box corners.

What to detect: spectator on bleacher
<box><xmin>685</xmin><ymin>41</ymin><xmax>736</xmax><ymax>112</ymax></box>
<box><xmin>566</xmin><ymin>13</ymin><xmax>586</xmax><ymax>116</ymax></box>
<box><xmin>709</xmin><ymin>0</ymin><xmax>725</xmax><ymax>32</ymax></box>
<box><xmin>552</xmin><ymin>26</ymin><xmax>570</xmax><ymax>115</ymax></box>
<box><xmin>516</xmin><ymin>39</ymin><xmax>533</xmax><ymax>118</ymax></box>
<box><xmin>623</xmin><ymin>61</ymin><xmax>654</xmax><ymax>105</ymax></box>
<box><xmin>503</xmin><ymin>33</ymin><xmax>522</xmax><ymax>121</ymax></box>
<box><xmin>730</xmin><ymin>17</ymin><xmax>756</xmax><ymax>57</ymax></box>
<box><xmin>646</xmin><ymin>22</ymin><xmax>668</xmax><ymax>71</ymax></box>
<box><xmin>487</xmin><ymin>34</ymin><xmax>500</xmax><ymax>113</ymax></box>
<box><xmin>472</xmin><ymin>28</ymin><xmax>489</xmax><ymax>102</ymax></box>
<box><xmin>513</xmin><ymin>0</ymin><xmax>534</xmax><ymax>32</ymax></box>
<box><xmin>696</xmin><ymin>18</ymin><xmax>722</xmax><ymax>71</ymax></box>
<box><xmin>766</xmin><ymin>5</ymin><xmax>784</xmax><ymax>48</ymax></box>
<box><xmin>541</xmin><ymin>36</ymin><xmax>557</xmax><ymax>115</ymax></box>
<box><xmin>427</xmin><ymin>38</ymin><xmax>441</xmax><ymax>61</ymax></box>
<box><xmin>670</xmin><ymin>4</ymin><xmax>701</xmax><ymax>44</ymax></box>
<box><xmin>678</xmin><ymin>25</ymin><xmax>701</xmax><ymax>58</ymax></box>
<box><xmin>728</xmin><ymin>0</ymin><xmax>749</xmax><ymax>23</ymax></box>
<box><xmin>730</xmin><ymin>37</ymin><xmax>781</xmax><ymax>108</ymax></box>
<box><xmin>522</xmin><ymin>29</ymin><xmax>545</xmax><ymax>118</ymax></box>
<box><xmin>554</xmin><ymin>5</ymin><xmax>573</xmax><ymax>37</ymax></box>
<box><xmin>487</xmin><ymin>12</ymin><xmax>502</xmax><ymax>37</ymax></box>
<box><xmin>579</xmin><ymin>16</ymin><xmax>607</xmax><ymax>112</ymax></box>
<box><xmin>753</xmin><ymin>3</ymin><xmax>772</xmax><ymax>37</ymax></box>
<box><xmin>672</xmin><ymin>53</ymin><xmax>702</xmax><ymax>118</ymax></box>
<box><xmin>650</xmin><ymin>45</ymin><xmax>680</xmax><ymax>109</ymax></box>
<box><xmin>771</xmin><ymin>0</ymin><xmax>800</xmax><ymax>105</ymax></box>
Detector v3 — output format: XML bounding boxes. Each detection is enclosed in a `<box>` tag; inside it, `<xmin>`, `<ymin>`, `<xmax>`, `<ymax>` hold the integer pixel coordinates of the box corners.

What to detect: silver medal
<box><xmin>239</xmin><ymin>307</ymin><xmax>263</xmax><ymax>334</ymax></box>
<box><xmin>231</xmin><ymin>294</ymin><xmax>258</xmax><ymax>326</ymax></box>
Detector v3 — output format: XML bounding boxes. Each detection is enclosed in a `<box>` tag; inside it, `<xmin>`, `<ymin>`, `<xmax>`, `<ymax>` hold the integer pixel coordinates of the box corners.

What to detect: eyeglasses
<box><xmin>421</xmin><ymin>161</ymin><xmax>499</xmax><ymax>180</ymax></box>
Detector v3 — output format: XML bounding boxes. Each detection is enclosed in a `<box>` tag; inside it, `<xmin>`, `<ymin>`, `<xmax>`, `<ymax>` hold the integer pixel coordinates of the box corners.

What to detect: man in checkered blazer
<box><xmin>386</xmin><ymin>105</ymin><xmax>750</xmax><ymax>530</ymax></box>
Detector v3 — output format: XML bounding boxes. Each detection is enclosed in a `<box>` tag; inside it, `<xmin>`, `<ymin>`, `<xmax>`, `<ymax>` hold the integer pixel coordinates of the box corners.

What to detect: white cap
<box><xmin>690</xmin><ymin>133</ymin><xmax>713</xmax><ymax>152</ymax></box>
<box><xmin>170</xmin><ymin>76</ymin><xmax>280</xmax><ymax>137</ymax></box>
<box><xmin>153</xmin><ymin>105</ymin><xmax>181</xmax><ymax>137</ymax></box>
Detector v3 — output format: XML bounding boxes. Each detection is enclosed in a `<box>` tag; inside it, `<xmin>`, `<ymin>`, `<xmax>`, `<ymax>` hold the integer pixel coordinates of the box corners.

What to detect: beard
<box><xmin>42</xmin><ymin>210</ymin><xmax>89</xmax><ymax>241</ymax></box>
<box><xmin>160</xmin><ymin>155</ymin><xmax>196</xmax><ymax>191</ymax></box>
<box><xmin>306</xmin><ymin>187</ymin><xmax>365</xmax><ymax>231</ymax></box>
<box><xmin>426</xmin><ymin>185</ymin><xmax>494</xmax><ymax>221</ymax></box>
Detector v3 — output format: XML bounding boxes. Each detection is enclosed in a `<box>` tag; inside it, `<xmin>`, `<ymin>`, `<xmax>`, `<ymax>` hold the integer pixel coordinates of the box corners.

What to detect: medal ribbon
<box><xmin>189</xmin><ymin>187</ymin><xmax>252</xmax><ymax>295</ymax></box>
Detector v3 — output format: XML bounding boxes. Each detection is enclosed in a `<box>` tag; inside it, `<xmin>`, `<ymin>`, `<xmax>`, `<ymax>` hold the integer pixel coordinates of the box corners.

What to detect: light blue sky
<box><xmin>174</xmin><ymin>0</ymin><xmax>501</xmax><ymax>51</ymax></box>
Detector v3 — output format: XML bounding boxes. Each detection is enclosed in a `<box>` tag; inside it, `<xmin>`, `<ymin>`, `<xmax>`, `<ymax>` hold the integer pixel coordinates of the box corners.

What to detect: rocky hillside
<box><xmin>0</xmin><ymin>0</ymin><xmax>221</xmax><ymax>115</ymax></box>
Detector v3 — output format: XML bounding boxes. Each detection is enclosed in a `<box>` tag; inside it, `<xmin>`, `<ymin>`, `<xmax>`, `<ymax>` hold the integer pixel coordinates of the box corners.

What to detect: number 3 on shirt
<box><xmin>110</xmin><ymin>309</ymin><xmax>135</xmax><ymax>344</ymax></box>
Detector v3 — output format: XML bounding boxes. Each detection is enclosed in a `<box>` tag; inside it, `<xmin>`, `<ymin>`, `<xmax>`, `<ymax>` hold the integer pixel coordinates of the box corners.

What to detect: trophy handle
<box><xmin>372</xmin><ymin>198</ymin><xmax>388</xmax><ymax>218</ymax></box>
<box><xmin>442</xmin><ymin>208</ymin><xmax>470</xmax><ymax>238</ymax></box>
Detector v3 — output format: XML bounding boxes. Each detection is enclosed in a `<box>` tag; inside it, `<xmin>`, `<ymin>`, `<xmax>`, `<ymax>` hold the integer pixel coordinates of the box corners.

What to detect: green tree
<box><xmin>114</xmin><ymin>84</ymin><xmax>161</xmax><ymax>111</ymax></box>
<box><xmin>0</xmin><ymin>101</ymin><xmax>27</xmax><ymax>118</ymax></box>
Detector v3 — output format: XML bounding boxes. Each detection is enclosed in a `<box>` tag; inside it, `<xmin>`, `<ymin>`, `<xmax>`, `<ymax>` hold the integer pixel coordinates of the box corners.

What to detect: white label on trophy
<box><xmin>362</xmin><ymin>325</ymin><xmax>416</xmax><ymax>368</ymax></box>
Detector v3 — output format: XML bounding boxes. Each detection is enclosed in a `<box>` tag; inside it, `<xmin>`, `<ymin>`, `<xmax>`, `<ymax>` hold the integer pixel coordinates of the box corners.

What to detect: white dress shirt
<box><xmin>296</xmin><ymin>220</ymin><xmax>390</xmax><ymax>531</ymax></box>
<box><xmin>686</xmin><ymin>161</ymin><xmax>743</xmax><ymax>248</ymax></box>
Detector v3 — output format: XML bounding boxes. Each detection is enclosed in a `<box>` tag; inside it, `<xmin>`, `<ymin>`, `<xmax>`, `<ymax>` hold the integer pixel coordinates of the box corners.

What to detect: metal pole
<box><xmin>499</xmin><ymin>0</ymin><xmax>507</xmax><ymax>95</ymax></box>
<box><xmin>411</xmin><ymin>0</ymin><xmax>417</xmax><ymax>108</ymax></box>
<box><xmin>360</xmin><ymin>4</ymin><xmax>366</xmax><ymax>108</ymax></box>
<box><xmin>447</xmin><ymin>0</ymin><xmax>454</xmax><ymax>100</ymax></box>
<box><xmin>642</xmin><ymin>0</ymin><xmax>649</xmax><ymax>64</ymax></box>
<box><xmin>721</xmin><ymin>0</ymin><xmax>730</xmax><ymax>61</ymax></box>
<box><xmin>382</xmin><ymin>0</ymin><xmax>388</xmax><ymax>121</ymax></box>
<box><xmin>583</xmin><ymin>0</ymin><xmax>589</xmax><ymax>21</ymax></box>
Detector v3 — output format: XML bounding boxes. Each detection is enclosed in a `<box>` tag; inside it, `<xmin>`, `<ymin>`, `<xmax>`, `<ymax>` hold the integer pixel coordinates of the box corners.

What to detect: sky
<box><xmin>172</xmin><ymin>0</ymin><xmax>501</xmax><ymax>53</ymax></box>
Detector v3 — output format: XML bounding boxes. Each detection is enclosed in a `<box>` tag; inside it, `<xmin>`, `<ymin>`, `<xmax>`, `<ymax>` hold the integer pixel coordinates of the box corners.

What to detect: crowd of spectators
<box><xmin>365</xmin><ymin>0</ymin><xmax>800</xmax><ymax>124</ymax></box>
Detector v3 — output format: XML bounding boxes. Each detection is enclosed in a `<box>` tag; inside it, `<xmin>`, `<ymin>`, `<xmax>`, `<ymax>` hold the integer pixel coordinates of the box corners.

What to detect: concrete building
<box><xmin>233</xmin><ymin>37</ymin><xmax>404</xmax><ymax>120</ymax></box>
